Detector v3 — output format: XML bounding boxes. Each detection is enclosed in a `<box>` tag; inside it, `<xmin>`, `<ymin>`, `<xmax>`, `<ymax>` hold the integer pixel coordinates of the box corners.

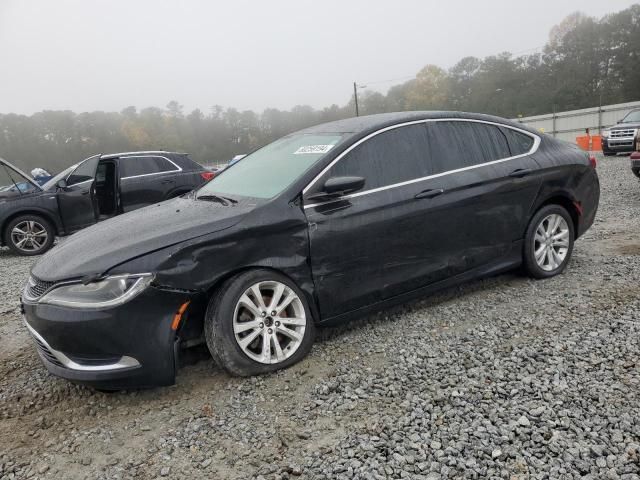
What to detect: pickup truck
<box><xmin>602</xmin><ymin>109</ymin><xmax>640</xmax><ymax>156</ymax></box>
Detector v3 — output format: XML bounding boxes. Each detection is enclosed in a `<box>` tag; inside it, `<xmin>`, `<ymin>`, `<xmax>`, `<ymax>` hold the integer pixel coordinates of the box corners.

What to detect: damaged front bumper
<box><xmin>22</xmin><ymin>285</ymin><xmax>198</xmax><ymax>390</ymax></box>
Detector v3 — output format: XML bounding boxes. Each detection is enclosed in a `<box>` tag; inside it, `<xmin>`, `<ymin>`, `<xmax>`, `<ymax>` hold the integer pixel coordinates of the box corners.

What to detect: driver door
<box><xmin>57</xmin><ymin>156</ymin><xmax>99</xmax><ymax>233</ymax></box>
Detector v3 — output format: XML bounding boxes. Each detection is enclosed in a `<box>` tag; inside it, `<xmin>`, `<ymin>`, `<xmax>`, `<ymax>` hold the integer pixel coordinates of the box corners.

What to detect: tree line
<box><xmin>1</xmin><ymin>4</ymin><xmax>638</xmax><ymax>173</ymax></box>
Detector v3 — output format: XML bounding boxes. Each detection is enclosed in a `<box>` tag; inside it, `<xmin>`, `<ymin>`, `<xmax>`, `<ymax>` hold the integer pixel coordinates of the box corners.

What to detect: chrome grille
<box><xmin>610</xmin><ymin>129</ymin><xmax>636</xmax><ymax>138</ymax></box>
<box><xmin>26</xmin><ymin>276</ymin><xmax>56</xmax><ymax>299</ymax></box>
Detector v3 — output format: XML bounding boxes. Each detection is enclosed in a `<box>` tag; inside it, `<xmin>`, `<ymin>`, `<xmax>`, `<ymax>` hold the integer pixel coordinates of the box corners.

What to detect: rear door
<box><xmin>118</xmin><ymin>155</ymin><xmax>182</xmax><ymax>212</ymax></box>
<box><xmin>57</xmin><ymin>156</ymin><xmax>99</xmax><ymax>232</ymax></box>
<box><xmin>423</xmin><ymin>120</ymin><xmax>541</xmax><ymax>264</ymax></box>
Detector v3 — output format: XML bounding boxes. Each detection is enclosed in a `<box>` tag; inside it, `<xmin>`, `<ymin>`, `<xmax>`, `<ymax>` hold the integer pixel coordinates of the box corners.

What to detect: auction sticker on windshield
<box><xmin>294</xmin><ymin>145</ymin><xmax>335</xmax><ymax>155</ymax></box>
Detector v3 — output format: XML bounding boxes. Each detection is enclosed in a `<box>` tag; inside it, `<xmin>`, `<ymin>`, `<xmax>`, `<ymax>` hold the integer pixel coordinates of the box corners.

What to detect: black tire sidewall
<box><xmin>3</xmin><ymin>215</ymin><xmax>55</xmax><ymax>256</ymax></box>
<box><xmin>204</xmin><ymin>269</ymin><xmax>316</xmax><ymax>376</ymax></box>
<box><xmin>523</xmin><ymin>205</ymin><xmax>575</xmax><ymax>279</ymax></box>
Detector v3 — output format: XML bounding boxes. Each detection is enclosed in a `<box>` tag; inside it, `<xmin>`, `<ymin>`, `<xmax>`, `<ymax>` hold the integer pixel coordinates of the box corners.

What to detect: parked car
<box><xmin>22</xmin><ymin>112</ymin><xmax>600</xmax><ymax>390</ymax></box>
<box><xmin>602</xmin><ymin>109</ymin><xmax>640</xmax><ymax>156</ymax></box>
<box><xmin>1</xmin><ymin>151</ymin><xmax>212</xmax><ymax>256</ymax></box>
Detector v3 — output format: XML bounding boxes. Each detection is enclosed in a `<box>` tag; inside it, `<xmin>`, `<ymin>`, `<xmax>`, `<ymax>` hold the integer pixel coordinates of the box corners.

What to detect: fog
<box><xmin>0</xmin><ymin>0</ymin><xmax>636</xmax><ymax>114</ymax></box>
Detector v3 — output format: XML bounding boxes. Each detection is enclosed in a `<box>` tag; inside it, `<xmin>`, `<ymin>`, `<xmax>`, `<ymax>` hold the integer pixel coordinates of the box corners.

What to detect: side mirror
<box><xmin>56</xmin><ymin>179</ymin><xmax>68</xmax><ymax>189</ymax></box>
<box><xmin>306</xmin><ymin>176</ymin><xmax>365</xmax><ymax>202</ymax></box>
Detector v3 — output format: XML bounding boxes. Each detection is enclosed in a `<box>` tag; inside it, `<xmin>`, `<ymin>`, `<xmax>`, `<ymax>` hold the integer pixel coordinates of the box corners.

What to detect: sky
<box><xmin>0</xmin><ymin>0</ymin><xmax>636</xmax><ymax>115</ymax></box>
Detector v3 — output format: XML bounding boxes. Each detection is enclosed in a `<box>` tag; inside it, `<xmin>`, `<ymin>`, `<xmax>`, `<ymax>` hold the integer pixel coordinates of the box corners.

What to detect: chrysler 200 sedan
<box><xmin>22</xmin><ymin>112</ymin><xmax>600</xmax><ymax>389</ymax></box>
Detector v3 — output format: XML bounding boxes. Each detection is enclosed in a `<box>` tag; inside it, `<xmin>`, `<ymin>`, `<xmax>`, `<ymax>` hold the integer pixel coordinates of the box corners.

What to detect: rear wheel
<box><xmin>3</xmin><ymin>215</ymin><xmax>55</xmax><ymax>256</ymax></box>
<box><xmin>523</xmin><ymin>205</ymin><xmax>574</xmax><ymax>279</ymax></box>
<box><xmin>632</xmin><ymin>169</ymin><xmax>640</xmax><ymax>179</ymax></box>
<box><xmin>204</xmin><ymin>269</ymin><xmax>315</xmax><ymax>376</ymax></box>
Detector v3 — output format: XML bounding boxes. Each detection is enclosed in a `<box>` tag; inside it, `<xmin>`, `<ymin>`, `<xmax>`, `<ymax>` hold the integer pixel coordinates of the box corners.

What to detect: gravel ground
<box><xmin>1</xmin><ymin>153</ymin><xmax>639</xmax><ymax>480</ymax></box>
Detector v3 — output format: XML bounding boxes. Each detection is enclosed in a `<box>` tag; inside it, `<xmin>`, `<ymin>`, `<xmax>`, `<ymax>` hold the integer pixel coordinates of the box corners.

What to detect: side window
<box><xmin>96</xmin><ymin>163</ymin><xmax>107</xmax><ymax>183</ymax></box>
<box><xmin>501</xmin><ymin>127</ymin><xmax>535</xmax><ymax>156</ymax></box>
<box><xmin>323</xmin><ymin>124</ymin><xmax>430</xmax><ymax>191</ymax></box>
<box><xmin>120</xmin><ymin>156</ymin><xmax>178</xmax><ymax>178</ymax></box>
<box><xmin>67</xmin><ymin>156</ymin><xmax>99</xmax><ymax>186</ymax></box>
<box><xmin>426</xmin><ymin>121</ymin><xmax>511</xmax><ymax>174</ymax></box>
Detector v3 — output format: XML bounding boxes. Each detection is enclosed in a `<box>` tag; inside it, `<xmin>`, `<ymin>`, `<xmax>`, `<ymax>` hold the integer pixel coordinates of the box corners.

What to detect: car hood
<box><xmin>608</xmin><ymin>122</ymin><xmax>640</xmax><ymax>130</ymax></box>
<box><xmin>31</xmin><ymin>196</ymin><xmax>261</xmax><ymax>281</ymax></box>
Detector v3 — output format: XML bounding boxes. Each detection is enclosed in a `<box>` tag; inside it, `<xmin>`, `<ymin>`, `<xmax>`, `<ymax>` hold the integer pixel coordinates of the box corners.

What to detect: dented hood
<box><xmin>31</xmin><ymin>196</ymin><xmax>260</xmax><ymax>281</ymax></box>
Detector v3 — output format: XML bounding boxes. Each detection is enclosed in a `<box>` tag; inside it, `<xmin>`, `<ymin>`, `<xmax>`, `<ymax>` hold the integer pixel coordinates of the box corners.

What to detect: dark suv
<box><xmin>602</xmin><ymin>109</ymin><xmax>640</xmax><ymax>156</ymax></box>
<box><xmin>1</xmin><ymin>151</ymin><xmax>212</xmax><ymax>255</ymax></box>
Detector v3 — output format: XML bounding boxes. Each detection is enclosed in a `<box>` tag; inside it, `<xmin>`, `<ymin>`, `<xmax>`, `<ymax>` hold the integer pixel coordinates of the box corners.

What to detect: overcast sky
<box><xmin>0</xmin><ymin>0</ymin><xmax>636</xmax><ymax>115</ymax></box>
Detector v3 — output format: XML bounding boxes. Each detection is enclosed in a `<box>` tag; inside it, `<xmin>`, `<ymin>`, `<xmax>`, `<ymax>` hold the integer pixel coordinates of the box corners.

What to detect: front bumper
<box><xmin>604</xmin><ymin>136</ymin><xmax>636</xmax><ymax>153</ymax></box>
<box><xmin>22</xmin><ymin>285</ymin><xmax>197</xmax><ymax>390</ymax></box>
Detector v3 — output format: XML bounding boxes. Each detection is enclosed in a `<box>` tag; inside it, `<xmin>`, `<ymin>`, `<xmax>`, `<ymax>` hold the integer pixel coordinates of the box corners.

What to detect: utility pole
<box><xmin>353</xmin><ymin>82</ymin><xmax>359</xmax><ymax>117</ymax></box>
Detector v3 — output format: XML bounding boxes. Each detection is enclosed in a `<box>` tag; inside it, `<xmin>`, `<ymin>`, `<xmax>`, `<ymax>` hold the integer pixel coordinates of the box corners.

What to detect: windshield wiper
<box><xmin>196</xmin><ymin>194</ymin><xmax>238</xmax><ymax>206</ymax></box>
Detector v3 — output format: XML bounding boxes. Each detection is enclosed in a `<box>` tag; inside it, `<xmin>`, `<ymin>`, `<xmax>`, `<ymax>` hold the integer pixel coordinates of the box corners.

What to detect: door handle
<box><xmin>81</xmin><ymin>190</ymin><xmax>90</xmax><ymax>196</ymax></box>
<box><xmin>509</xmin><ymin>168</ymin><xmax>533</xmax><ymax>178</ymax></box>
<box><xmin>161</xmin><ymin>179</ymin><xmax>175</xmax><ymax>184</ymax></box>
<box><xmin>414</xmin><ymin>188</ymin><xmax>444</xmax><ymax>199</ymax></box>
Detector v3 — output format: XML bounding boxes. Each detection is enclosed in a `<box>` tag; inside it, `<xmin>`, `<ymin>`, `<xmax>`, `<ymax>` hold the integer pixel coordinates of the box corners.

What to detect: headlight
<box><xmin>39</xmin><ymin>274</ymin><xmax>153</xmax><ymax>309</ymax></box>
<box><xmin>601</xmin><ymin>130</ymin><xmax>610</xmax><ymax>138</ymax></box>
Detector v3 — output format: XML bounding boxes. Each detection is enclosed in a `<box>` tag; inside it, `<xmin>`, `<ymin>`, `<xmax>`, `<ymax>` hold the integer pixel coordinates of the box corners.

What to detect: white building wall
<box><xmin>514</xmin><ymin>100</ymin><xmax>640</xmax><ymax>142</ymax></box>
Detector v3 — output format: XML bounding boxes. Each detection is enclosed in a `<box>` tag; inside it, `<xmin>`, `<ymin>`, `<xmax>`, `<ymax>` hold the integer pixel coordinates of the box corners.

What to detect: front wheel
<box><xmin>3</xmin><ymin>215</ymin><xmax>55</xmax><ymax>256</ymax></box>
<box><xmin>205</xmin><ymin>269</ymin><xmax>315</xmax><ymax>376</ymax></box>
<box><xmin>523</xmin><ymin>205</ymin><xmax>575</xmax><ymax>279</ymax></box>
<box><xmin>632</xmin><ymin>168</ymin><xmax>640</xmax><ymax>179</ymax></box>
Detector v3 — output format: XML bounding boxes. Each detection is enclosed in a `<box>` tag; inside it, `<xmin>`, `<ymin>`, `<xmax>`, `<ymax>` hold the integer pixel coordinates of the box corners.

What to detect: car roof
<box><xmin>100</xmin><ymin>151</ymin><xmax>188</xmax><ymax>160</ymax></box>
<box><xmin>295</xmin><ymin>111</ymin><xmax>539</xmax><ymax>137</ymax></box>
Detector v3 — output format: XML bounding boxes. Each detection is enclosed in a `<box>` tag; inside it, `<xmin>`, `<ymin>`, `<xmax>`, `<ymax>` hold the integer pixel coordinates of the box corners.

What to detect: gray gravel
<box><xmin>1</xmin><ymin>153</ymin><xmax>640</xmax><ymax>480</ymax></box>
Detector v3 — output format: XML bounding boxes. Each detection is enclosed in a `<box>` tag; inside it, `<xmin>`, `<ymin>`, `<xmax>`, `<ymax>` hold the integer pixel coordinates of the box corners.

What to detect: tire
<box><xmin>632</xmin><ymin>168</ymin><xmax>640</xmax><ymax>179</ymax></box>
<box><xmin>603</xmin><ymin>151</ymin><xmax>616</xmax><ymax>157</ymax></box>
<box><xmin>3</xmin><ymin>214</ymin><xmax>55</xmax><ymax>256</ymax></box>
<box><xmin>523</xmin><ymin>205</ymin><xmax>575</xmax><ymax>279</ymax></box>
<box><xmin>204</xmin><ymin>269</ymin><xmax>316</xmax><ymax>376</ymax></box>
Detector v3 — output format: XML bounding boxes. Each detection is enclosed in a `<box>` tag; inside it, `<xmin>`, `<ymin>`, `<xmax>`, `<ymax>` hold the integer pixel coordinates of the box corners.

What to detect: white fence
<box><xmin>515</xmin><ymin>100</ymin><xmax>640</xmax><ymax>142</ymax></box>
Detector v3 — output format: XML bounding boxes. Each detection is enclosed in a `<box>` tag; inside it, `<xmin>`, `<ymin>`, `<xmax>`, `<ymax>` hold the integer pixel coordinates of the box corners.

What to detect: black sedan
<box><xmin>22</xmin><ymin>112</ymin><xmax>600</xmax><ymax>389</ymax></box>
<box><xmin>1</xmin><ymin>151</ymin><xmax>212</xmax><ymax>255</ymax></box>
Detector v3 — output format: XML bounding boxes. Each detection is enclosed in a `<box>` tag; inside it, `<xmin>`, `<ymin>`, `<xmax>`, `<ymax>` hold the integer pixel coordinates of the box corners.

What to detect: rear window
<box><xmin>501</xmin><ymin>127</ymin><xmax>535</xmax><ymax>156</ymax></box>
<box><xmin>426</xmin><ymin>121</ymin><xmax>512</xmax><ymax>174</ymax></box>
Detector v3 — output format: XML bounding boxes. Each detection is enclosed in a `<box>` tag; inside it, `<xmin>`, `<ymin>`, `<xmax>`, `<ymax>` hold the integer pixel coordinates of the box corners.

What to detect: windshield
<box><xmin>621</xmin><ymin>110</ymin><xmax>640</xmax><ymax>124</ymax></box>
<box><xmin>196</xmin><ymin>133</ymin><xmax>345</xmax><ymax>199</ymax></box>
<box><xmin>42</xmin><ymin>164</ymin><xmax>77</xmax><ymax>191</ymax></box>
<box><xmin>0</xmin><ymin>163</ymin><xmax>39</xmax><ymax>199</ymax></box>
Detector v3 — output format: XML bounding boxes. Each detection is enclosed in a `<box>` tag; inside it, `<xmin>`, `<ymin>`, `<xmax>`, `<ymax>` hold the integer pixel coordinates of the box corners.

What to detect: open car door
<box><xmin>56</xmin><ymin>155</ymin><xmax>100</xmax><ymax>233</ymax></box>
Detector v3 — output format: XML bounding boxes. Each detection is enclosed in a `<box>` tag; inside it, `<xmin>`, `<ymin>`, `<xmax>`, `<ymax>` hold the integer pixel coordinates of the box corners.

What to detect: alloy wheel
<box><xmin>232</xmin><ymin>280</ymin><xmax>307</xmax><ymax>364</ymax></box>
<box><xmin>10</xmin><ymin>220</ymin><xmax>48</xmax><ymax>253</ymax></box>
<box><xmin>533</xmin><ymin>213</ymin><xmax>570</xmax><ymax>271</ymax></box>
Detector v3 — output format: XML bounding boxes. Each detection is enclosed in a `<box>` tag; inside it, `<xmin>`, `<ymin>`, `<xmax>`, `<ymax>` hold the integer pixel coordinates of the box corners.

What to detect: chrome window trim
<box><xmin>119</xmin><ymin>155</ymin><xmax>182</xmax><ymax>181</ymax></box>
<box><xmin>24</xmin><ymin>319</ymin><xmax>140</xmax><ymax>371</ymax></box>
<box><xmin>302</xmin><ymin>118</ymin><xmax>540</xmax><ymax>210</ymax></box>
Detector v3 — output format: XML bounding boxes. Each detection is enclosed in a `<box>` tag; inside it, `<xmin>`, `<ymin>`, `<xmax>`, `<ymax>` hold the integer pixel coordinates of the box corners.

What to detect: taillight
<box><xmin>200</xmin><ymin>171</ymin><xmax>215</xmax><ymax>181</ymax></box>
<box><xmin>589</xmin><ymin>155</ymin><xmax>597</xmax><ymax>169</ymax></box>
